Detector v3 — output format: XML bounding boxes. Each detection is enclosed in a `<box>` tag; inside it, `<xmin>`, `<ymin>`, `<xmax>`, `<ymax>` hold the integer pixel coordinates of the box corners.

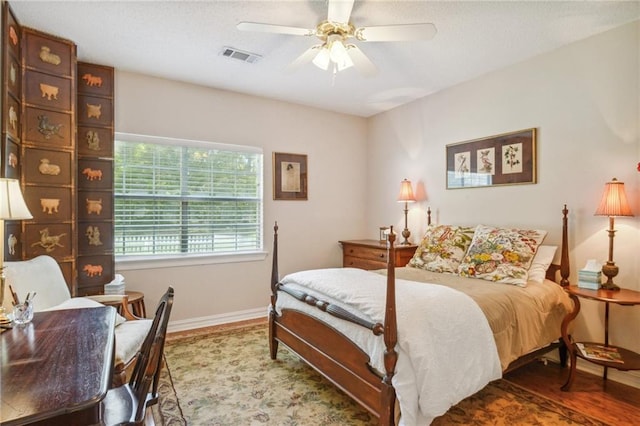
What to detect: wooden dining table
<box><xmin>0</xmin><ymin>306</ymin><xmax>116</xmax><ymax>426</ymax></box>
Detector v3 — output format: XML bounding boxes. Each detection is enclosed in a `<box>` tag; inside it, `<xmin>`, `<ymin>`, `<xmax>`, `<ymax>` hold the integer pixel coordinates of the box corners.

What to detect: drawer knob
<box><xmin>379</xmin><ymin>253</ymin><xmax>384</xmax><ymax>258</ymax></box>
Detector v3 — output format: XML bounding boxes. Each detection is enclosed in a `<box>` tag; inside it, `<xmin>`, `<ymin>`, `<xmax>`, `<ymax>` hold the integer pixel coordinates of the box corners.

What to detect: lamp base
<box><xmin>600</xmin><ymin>282</ymin><xmax>620</xmax><ymax>291</ymax></box>
<box><xmin>601</xmin><ymin>262</ymin><xmax>621</xmax><ymax>291</ymax></box>
<box><xmin>0</xmin><ymin>308</ymin><xmax>10</xmax><ymax>325</ymax></box>
<box><xmin>401</xmin><ymin>228</ymin><xmax>411</xmax><ymax>245</ymax></box>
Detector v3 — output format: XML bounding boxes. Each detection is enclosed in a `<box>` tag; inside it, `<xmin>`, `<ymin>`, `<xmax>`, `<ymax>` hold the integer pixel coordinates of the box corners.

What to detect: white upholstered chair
<box><xmin>4</xmin><ymin>255</ymin><xmax>151</xmax><ymax>387</ymax></box>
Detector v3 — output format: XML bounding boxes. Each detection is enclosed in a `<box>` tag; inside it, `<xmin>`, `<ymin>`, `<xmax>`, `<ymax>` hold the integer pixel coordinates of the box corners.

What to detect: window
<box><xmin>114</xmin><ymin>133</ymin><xmax>263</xmax><ymax>258</ymax></box>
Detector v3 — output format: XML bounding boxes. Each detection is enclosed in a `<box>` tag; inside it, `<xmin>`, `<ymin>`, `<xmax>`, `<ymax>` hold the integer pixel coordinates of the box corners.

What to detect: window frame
<box><xmin>113</xmin><ymin>132</ymin><xmax>266</xmax><ymax>269</ymax></box>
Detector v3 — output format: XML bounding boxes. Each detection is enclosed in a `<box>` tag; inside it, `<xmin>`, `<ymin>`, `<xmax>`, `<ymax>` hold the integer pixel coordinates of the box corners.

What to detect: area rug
<box><xmin>159</xmin><ymin>324</ymin><xmax>608</xmax><ymax>425</ymax></box>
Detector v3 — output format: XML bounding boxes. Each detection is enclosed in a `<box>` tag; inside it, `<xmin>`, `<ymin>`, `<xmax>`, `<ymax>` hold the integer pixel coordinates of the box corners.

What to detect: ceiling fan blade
<box><xmin>327</xmin><ymin>0</ymin><xmax>355</xmax><ymax>23</ymax></box>
<box><xmin>356</xmin><ymin>23</ymin><xmax>437</xmax><ymax>42</ymax></box>
<box><xmin>237</xmin><ymin>22</ymin><xmax>314</xmax><ymax>37</ymax></box>
<box><xmin>286</xmin><ymin>45</ymin><xmax>322</xmax><ymax>71</ymax></box>
<box><xmin>345</xmin><ymin>45</ymin><xmax>377</xmax><ymax>77</ymax></box>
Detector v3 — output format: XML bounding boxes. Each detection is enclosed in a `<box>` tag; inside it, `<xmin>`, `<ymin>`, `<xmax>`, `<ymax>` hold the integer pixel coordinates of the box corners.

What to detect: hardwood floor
<box><xmin>505</xmin><ymin>360</ymin><xmax>640</xmax><ymax>425</ymax></box>
<box><xmin>167</xmin><ymin>320</ymin><xmax>640</xmax><ymax>425</ymax></box>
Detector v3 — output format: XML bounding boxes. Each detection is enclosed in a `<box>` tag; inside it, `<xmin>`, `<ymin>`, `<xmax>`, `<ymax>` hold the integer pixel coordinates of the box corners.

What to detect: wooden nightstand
<box><xmin>339</xmin><ymin>240</ymin><xmax>417</xmax><ymax>270</ymax></box>
<box><xmin>561</xmin><ymin>285</ymin><xmax>640</xmax><ymax>391</ymax></box>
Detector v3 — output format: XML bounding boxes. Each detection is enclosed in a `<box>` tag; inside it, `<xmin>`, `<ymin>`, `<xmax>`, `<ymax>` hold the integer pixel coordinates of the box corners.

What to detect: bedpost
<box><xmin>269</xmin><ymin>222</ymin><xmax>280</xmax><ymax>359</ymax></box>
<box><xmin>381</xmin><ymin>226</ymin><xmax>398</xmax><ymax>425</ymax></box>
<box><xmin>560</xmin><ymin>205</ymin><xmax>570</xmax><ymax>287</ymax></box>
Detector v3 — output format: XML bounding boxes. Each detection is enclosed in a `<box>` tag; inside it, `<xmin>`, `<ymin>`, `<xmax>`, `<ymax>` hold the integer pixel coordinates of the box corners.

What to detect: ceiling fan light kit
<box><xmin>312</xmin><ymin>33</ymin><xmax>354</xmax><ymax>72</ymax></box>
<box><xmin>237</xmin><ymin>0</ymin><xmax>436</xmax><ymax>77</ymax></box>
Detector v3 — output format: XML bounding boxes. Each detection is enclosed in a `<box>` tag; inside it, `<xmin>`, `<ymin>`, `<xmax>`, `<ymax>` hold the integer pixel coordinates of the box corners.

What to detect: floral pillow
<box><xmin>457</xmin><ymin>225</ymin><xmax>547</xmax><ymax>286</ymax></box>
<box><xmin>408</xmin><ymin>224</ymin><xmax>476</xmax><ymax>273</ymax></box>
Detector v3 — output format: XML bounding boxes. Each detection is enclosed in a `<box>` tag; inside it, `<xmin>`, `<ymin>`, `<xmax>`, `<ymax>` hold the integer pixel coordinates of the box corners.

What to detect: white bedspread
<box><xmin>278</xmin><ymin>268</ymin><xmax>501</xmax><ymax>425</ymax></box>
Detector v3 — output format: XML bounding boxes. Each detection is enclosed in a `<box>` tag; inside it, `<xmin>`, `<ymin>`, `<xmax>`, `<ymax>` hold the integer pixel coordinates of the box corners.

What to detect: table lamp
<box><xmin>397</xmin><ymin>179</ymin><xmax>416</xmax><ymax>245</ymax></box>
<box><xmin>0</xmin><ymin>178</ymin><xmax>33</xmax><ymax>323</ymax></box>
<box><xmin>594</xmin><ymin>178</ymin><xmax>634</xmax><ymax>291</ymax></box>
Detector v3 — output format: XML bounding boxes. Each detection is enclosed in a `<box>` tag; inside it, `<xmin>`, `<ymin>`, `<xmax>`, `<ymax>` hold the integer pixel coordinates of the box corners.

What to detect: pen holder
<box><xmin>13</xmin><ymin>302</ymin><xmax>34</xmax><ymax>325</ymax></box>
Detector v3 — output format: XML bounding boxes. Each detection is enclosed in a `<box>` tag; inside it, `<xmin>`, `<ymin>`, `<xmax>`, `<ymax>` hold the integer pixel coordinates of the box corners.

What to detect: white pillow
<box><xmin>527</xmin><ymin>245</ymin><xmax>558</xmax><ymax>284</ymax></box>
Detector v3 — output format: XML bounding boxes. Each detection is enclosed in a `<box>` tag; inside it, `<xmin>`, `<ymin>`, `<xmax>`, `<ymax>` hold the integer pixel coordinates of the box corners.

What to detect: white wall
<box><xmin>367</xmin><ymin>20</ymin><xmax>640</xmax><ymax>386</ymax></box>
<box><xmin>114</xmin><ymin>72</ymin><xmax>368</xmax><ymax>327</ymax></box>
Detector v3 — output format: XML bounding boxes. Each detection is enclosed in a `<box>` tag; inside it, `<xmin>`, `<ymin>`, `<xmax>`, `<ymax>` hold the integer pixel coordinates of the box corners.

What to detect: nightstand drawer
<box><xmin>339</xmin><ymin>239</ymin><xmax>417</xmax><ymax>271</ymax></box>
<box><xmin>343</xmin><ymin>255</ymin><xmax>386</xmax><ymax>270</ymax></box>
<box><xmin>344</xmin><ymin>245</ymin><xmax>388</xmax><ymax>262</ymax></box>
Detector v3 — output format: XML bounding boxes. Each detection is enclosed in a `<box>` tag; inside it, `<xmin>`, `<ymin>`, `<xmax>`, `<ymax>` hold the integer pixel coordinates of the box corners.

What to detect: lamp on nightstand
<box><xmin>0</xmin><ymin>179</ymin><xmax>33</xmax><ymax>324</ymax></box>
<box><xmin>397</xmin><ymin>179</ymin><xmax>416</xmax><ymax>245</ymax></box>
<box><xmin>594</xmin><ymin>178</ymin><xmax>634</xmax><ymax>291</ymax></box>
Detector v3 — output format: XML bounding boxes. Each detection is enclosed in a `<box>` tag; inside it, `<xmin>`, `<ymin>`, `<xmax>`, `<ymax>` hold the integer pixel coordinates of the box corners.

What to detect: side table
<box><xmin>561</xmin><ymin>285</ymin><xmax>640</xmax><ymax>391</ymax></box>
<box><xmin>339</xmin><ymin>239</ymin><xmax>417</xmax><ymax>270</ymax></box>
<box><xmin>89</xmin><ymin>290</ymin><xmax>147</xmax><ymax>318</ymax></box>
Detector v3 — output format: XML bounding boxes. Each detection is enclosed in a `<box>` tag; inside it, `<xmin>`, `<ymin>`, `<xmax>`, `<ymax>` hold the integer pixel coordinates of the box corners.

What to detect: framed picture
<box><xmin>273</xmin><ymin>152</ymin><xmax>307</xmax><ymax>200</ymax></box>
<box><xmin>379</xmin><ymin>227</ymin><xmax>390</xmax><ymax>243</ymax></box>
<box><xmin>446</xmin><ymin>128</ymin><xmax>536</xmax><ymax>189</ymax></box>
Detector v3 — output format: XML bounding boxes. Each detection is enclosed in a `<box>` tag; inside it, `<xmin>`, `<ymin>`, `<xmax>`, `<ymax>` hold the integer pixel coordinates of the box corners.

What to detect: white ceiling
<box><xmin>9</xmin><ymin>0</ymin><xmax>640</xmax><ymax>117</ymax></box>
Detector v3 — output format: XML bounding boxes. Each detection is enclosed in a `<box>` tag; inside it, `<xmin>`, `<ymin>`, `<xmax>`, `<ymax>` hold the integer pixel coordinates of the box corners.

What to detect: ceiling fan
<box><xmin>237</xmin><ymin>0</ymin><xmax>437</xmax><ymax>77</ymax></box>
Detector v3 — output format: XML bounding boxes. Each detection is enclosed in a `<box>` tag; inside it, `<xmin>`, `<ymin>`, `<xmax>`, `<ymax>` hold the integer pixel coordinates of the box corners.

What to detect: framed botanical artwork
<box><xmin>446</xmin><ymin>128</ymin><xmax>536</xmax><ymax>189</ymax></box>
<box><xmin>273</xmin><ymin>152</ymin><xmax>307</xmax><ymax>200</ymax></box>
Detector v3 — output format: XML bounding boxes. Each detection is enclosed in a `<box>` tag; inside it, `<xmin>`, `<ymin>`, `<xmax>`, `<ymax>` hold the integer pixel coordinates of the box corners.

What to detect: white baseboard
<box><xmin>167</xmin><ymin>307</ymin><xmax>267</xmax><ymax>333</ymax></box>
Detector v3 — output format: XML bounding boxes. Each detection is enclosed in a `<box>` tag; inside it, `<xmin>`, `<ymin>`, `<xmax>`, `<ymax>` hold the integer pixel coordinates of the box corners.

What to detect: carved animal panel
<box><xmin>38</xmin><ymin>158</ymin><xmax>61</xmax><ymax>176</ymax></box>
<box><xmin>39</xmin><ymin>46</ymin><xmax>61</xmax><ymax>65</ymax></box>
<box><xmin>7</xmin><ymin>234</ymin><xmax>17</xmax><ymax>255</ymax></box>
<box><xmin>40</xmin><ymin>198</ymin><xmax>60</xmax><ymax>214</ymax></box>
<box><xmin>83</xmin><ymin>264</ymin><xmax>103</xmax><ymax>277</ymax></box>
<box><xmin>82</xmin><ymin>167</ymin><xmax>103</xmax><ymax>181</ymax></box>
<box><xmin>86</xmin><ymin>103</ymin><xmax>102</xmax><ymax>119</ymax></box>
<box><xmin>86</xmin><ymin>199</ymin><xmax>102</xmax><ymax>215</ymax></box>
<box><xmin>10</xmin><ymin>63</ymin><xmax>16</xmax><ymax>86</ymax></box>
<box><xmin>86</xmin><ymin>131</ymin><xmax>101</xmax><ymax>151</ymax></box>
<box><xmin>39</xmin><ymin>83</ymin><xmax>59</xmax><ymax>100</ymax></box>
<box><xmin>31</xmin><ymin>228</ymin><xmax>66</xmax><ymax>253</ymax></box>
<box><xmin>9</xmin><ymin>107</ymin><xmax>18</xmax><ymax>131</ymax></box>
<box><xmin>8</xmin><ymin>153</ymin><xmax>18</xmax><ymax>169</ymax></box>
<box><xmin>37</xmin><ymin>115</ymin><xmax>64</xmax><ymax>139</ymax></box>
<box><xmin>86</xmin><ymin>226</ymin><xmax>103</xmax><ymax>246</ymax></box>
<box><xmin>9</xmin><ymin>26</ymin><xmax>18</xmax><ymax>46</ymax></box>
<box><xmin>82</xmin><ymin>73</ymin><xmax>103</xmax><ymax>87</ymax></box>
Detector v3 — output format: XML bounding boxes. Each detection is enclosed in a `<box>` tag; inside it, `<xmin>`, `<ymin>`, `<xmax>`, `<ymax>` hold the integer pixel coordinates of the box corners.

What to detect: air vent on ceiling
<box><xmin>220</xmin><ymin>47</ymin><xmax>261</xmax><ymax>63</ymax></box>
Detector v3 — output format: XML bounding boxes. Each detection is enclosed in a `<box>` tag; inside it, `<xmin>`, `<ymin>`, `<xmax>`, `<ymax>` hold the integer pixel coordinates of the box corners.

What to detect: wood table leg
<box><xmin>561</xmin><ymin>293</ymin><xmax>580</xmax><ymax>391</ymax></box>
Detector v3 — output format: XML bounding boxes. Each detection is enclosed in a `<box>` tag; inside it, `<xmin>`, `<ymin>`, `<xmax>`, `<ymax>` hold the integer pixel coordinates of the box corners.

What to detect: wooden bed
<box><xmin>269</xmin><ymin>206</ymin><xmax>571</xmax><ymax>425</ymax></box>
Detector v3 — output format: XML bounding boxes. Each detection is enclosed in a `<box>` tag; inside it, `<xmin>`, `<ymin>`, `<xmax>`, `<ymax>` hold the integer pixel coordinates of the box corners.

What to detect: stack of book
<box><xmin>104</xmin><ymin>274</ymin><xmax>126</xmax><ymax>295</ymax></box>
<box><xmin>578</xmin><ymin>269</ymin><xmax>601</xmax><ymax>290</ymax></box>
<box><xmin>576</xmin><ymin>343</ymin><xmax>624</xmax><ymax>364</ymax></box>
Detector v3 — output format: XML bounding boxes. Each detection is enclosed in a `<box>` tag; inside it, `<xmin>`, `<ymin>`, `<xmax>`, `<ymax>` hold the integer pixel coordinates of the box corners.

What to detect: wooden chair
<box><xmin>101</xmin><ymin>286</ymin><xmax>174</xmax><ymax>425</ymax></box>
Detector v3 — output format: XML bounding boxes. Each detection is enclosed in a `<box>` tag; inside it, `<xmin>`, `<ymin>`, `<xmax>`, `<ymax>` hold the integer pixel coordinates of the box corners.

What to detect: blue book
<box><xmin>578</xmin><ymin>280</ymin><xmax>600</xmax><ymax>290</ymax></box>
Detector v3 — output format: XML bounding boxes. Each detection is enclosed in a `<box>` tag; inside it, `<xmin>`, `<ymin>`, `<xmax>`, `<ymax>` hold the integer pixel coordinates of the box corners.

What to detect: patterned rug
<box><xmin>155</xmin><ymin>324</ymin><xmax>608</xmax><ymax>425</ymax></box>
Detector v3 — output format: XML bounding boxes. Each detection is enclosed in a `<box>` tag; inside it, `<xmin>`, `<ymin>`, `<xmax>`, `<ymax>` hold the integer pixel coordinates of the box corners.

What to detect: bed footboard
<box><xmin>269</xmin><ymin>223</ymin><xmax>398</xmax><ymax>425</ymax></box>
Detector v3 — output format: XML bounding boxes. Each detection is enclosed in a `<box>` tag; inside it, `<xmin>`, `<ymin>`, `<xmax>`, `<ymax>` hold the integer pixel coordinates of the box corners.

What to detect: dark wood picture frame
<box><xmin>446</xmin><ymin>128</ymin><xmax>536</xmax><ymax>189</ymax></box>
<box><xmin>273</xmin><ymin>152</ymin><xmax>307</xmax><ymax>200</ymax></box>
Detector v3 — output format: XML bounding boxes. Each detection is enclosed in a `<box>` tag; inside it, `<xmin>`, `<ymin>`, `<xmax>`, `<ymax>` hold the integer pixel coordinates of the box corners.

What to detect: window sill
<box><xmin>115</xmin><ymin>251</ymin><xmax>268</xmax><ymax>271</ymax></box>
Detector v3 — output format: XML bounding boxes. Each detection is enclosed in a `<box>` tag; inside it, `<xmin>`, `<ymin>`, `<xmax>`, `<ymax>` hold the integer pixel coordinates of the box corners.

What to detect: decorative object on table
<box><xmin>397</xmin><ymin>178</ymin><xmax>416</xmax><ymax>245</ymax></box>
<box><xmin>594</xmin><ymin>178</ymin><xmax>634</xmax><ymax>291</ymax></box>
<box><xmin>273</xmin><ymin>152</ymin><xmax>308</xmax><ymax>200</ymax></box>
<box><xmin>0</xmin><ymin>179</ymin><xmax>33</xmax><ymax>324</ymax></box>
<box><xmin>577</xmin><ymin>259</ymin><xmax>602</xmax><ymax>290</ymax></box>
<box><xmin>446</xmin><ymin>128</ymin><xmax>536</xmax><ymax>189</ymax></box>
<box><xmin>104</xmin><ymin>273</ymin><xmax>126</xmax><ymax>295</ymax></box>
<box><xmin>379</xmin><ymin>226</ymin><xmax>390</xmax><ymax>243</ymax></box>
<box><xmin>12</xmin><ymin>300</ymin><xmax>34</xmax><ymax>325</ymax></box>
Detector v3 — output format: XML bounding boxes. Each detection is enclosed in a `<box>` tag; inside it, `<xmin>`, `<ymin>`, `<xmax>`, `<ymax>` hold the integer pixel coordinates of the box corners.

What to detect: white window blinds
<box><xmin>114</xmin><ymin>134</ymin><xmax>263</xmax><ymax>257</ymax></box>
